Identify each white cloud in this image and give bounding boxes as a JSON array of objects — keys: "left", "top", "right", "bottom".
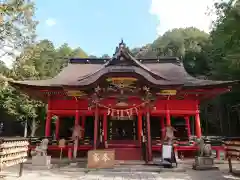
[
  {"left": 149, "top": 0, "right": 219, "bottom": 35},
  {"left": 45, "top": 18, "right": 56, "bottom": 27}
]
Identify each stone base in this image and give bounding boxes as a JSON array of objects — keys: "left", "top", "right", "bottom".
[
  {"left": 193, "top": 165, "right": 219, "bottom": 170},
  {"left": 30, "top": 164, "right": 53, "bottom": 170},
  {"left": 192, "top": 156, "right": 217, "bottom": 170},
  {"left": 32, "top": 155, "right": 52, "bottom": 168}
]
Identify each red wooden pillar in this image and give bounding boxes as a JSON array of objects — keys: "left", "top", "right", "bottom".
[
  {"left": 93, "top": 106, "right": 99, "bottom": 149},
  {"left": 45, "top": 95, "right": 52, "bottom": 137},
  {"left": 166, "top": 110, "right": 171, "bottom": 126},
  {"left": 166, "top": 100, "right": 171, "bottom": 126},
  {"left": 103, "top": 113, "right": 107, "bottom": 143},
  {"left": 184, "top": 116, "right": 191, "bottom": 139},
  {"left": 75, "top": 97, "right": 80, "bottom": 126},
  {"left": 146, "top": 107, "right": 152, "bottom": 162},
  {"left": 138, "top": 113, "right": 142, "bottom": 145},
  {"left": 55, "top": 116, "right": 60, "bottom": 139},
  {"left": 45, "top": 112, "right": 52, "bottom": 137},
  {"left": 160, "top": 117, "right": 165, "bottom": 139},
  {"left": 75, "top": 110, "right": 80, "bottom": 126},
  {"left": 195, "top": 101, "right": 202, "bottom": 138},
  {"left": 81, "top": 115, "right": 86, "bottom": 138}
]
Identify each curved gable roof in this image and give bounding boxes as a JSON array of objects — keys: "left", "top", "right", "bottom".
[{"left": 10, "top": 40, "right": 238, "bottom": 89}]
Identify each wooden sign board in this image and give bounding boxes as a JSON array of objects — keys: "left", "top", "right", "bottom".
[
  {"left": 66, "top": 90, "right": 87, "bottom": 97},
  {"left": 106, "top": 77, "right": 137, "bottom": 88},
  {"left": 87, "top": 149, "right": 115, "bottom": 169},
  {"left": 58, "top": 139, "right": 66, "bottom": 148},
  {"left": 226, "top": 141, "right": 240, "bottom": 157},
  {"left": 162, "top": 145, "right": 172, "bottom": 159},
  {"left": 106, "top": 77, "right": 137, "bottom": 82},
  {"left": 157, "top": 90, "right": 177, "bottom": 96}
]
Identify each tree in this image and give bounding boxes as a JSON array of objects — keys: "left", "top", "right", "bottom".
[
  {"left": 5, "top": 39, "right": 89, "bottom": 136},
  {"left": 138, "top": 27, "right": 210, "bottom": 76},
  {"left": 101, "top": 54, "right": 110, "bottom": 58},
  {"left": 88, "top": 55, "right": 97, "bottom": 58},
  {"left": 208, "top": 0, "right": 240, "bottom": 80},
  {"left": 72, "top": 47, "right": 88, "bottom": 58},
  {"left": 0, "top": 0, "right": 38, "bottom": 59},
  {"left": 199, "top": 0, "right": 240, "bottom": 136},
  {"left": 55, "top": 43, "right": 73, "bottom": 70},
  {"left": 9, "top": 40, "right": 57, "bottom": 136},
  {"left": 0, "top": 0, "right": 37, "bottom": 136}
]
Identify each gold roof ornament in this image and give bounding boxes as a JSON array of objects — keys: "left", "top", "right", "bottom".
[
  {"left": 107, "top": 77, "right": 137, "bottom": 84},
  {"left": 106, "top": 77, "right": 137, "bottom": 89}
]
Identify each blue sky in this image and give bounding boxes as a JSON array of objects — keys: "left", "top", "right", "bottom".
[
  {"left": 35, "top": 0, "right": 216, "bottom": 57},
  {"left": 35, "top": 0, "right": 158, "bottom": 56},
  {"left": 1, "top": 0, "right": 219, "bottom": 67}
]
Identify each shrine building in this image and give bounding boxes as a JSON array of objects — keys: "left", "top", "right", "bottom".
[{"left": 10, "top": 41, "right": 238, "bottom": 161}]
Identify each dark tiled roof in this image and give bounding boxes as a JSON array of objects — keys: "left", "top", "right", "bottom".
[{"left": 10, "top": 40, "right": 238, "bottom": 89}]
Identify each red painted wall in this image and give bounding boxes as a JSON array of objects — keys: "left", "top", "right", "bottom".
[
  {"left": 50, "top": 97, "right": 196, "bottom": 111},
  {"left": 50, "top": 99, "right": 89, "bottom": 110},
  {"left": 154, "top": 99, "right": 196, "bottom": 111}
]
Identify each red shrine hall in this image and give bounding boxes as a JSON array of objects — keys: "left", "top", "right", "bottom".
[{"left": 10, "top": 41, "right": 237, "bottom": 161}]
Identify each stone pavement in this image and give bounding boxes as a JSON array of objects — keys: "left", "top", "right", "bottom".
[{"left": 1, "top": 163, "right": 240, "bottom": 180}]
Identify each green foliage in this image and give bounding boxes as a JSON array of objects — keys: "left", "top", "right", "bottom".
[
  {"left": 152, "top": 28, "right": 209, "bottom": 57},
  {"left": 134, "top": 27, "right": 210, "bottom": 76},
  {"left": 101, "top": 54, "right": 110, "bottom": 58},
  {"left": 0, "top": 0, "right": 38, "bottom": 58},
  {"left": 0, "top": 35, "right": 89, "bottom": 136},
  {"left": 208, "top": 0, "right": 240, "bottom": 80}
]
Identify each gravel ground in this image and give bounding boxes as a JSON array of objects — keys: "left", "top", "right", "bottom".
[{"left": 1, "top": 161, "right": 240, "bottom": 180}]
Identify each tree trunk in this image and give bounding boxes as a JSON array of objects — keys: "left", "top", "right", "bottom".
[
  {"left": 24, "top": 119, "right": 28, "bottom": 137},
  {"left": 30, "top": 118, "right": 37, "bottom": 137}
]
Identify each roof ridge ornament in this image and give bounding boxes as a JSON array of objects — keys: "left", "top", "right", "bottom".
[
  {"left": 113, "top": 39, "right": 127, "bottom": 57},
  {"left": 119, "top": 39, "right": 126, "bottom": 47}
]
